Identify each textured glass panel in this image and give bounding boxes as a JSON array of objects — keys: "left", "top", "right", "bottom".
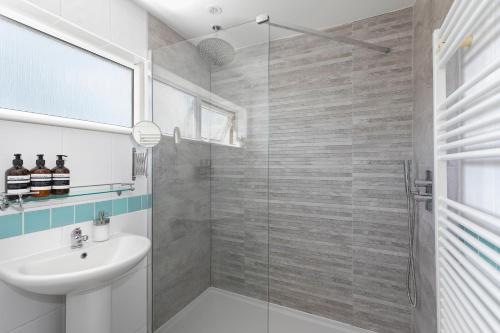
[
  {"left": 201, "top": 106, "right": 231, "bottom": 144},
  {"left": 0, "top": 16, "right": 133, "bottom": 127},
  {"left": 153, "top": 80, "right": 196, "bottom": 138}
]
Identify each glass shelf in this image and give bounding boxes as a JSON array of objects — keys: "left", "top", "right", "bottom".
[{"left": 0, "top": 183, "right": 134, "bottom": 210}]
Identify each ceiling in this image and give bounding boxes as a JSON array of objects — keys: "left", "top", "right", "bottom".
[{"left": 134, "top": 0, "right": 415, "bottom": 49}]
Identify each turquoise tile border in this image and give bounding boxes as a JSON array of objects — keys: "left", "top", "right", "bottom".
[
  {"left": 75, "top": 203, "right": 94, "bottom": 223},
  {"left": 52, "top": 206, "right": 75, "bottom": 228},
  {"left": 24, "top": 209, "right": 50, "bottom": 234},
  {"left": 95, "top": 200, "right": 113, "bottom": 218},
  {"left": 0, "top": 195, "right": 150, "bottom": 239},
  {"left": 0, "top": 213, "right": 22, "bottom": 239},
  {"left": 128, "top": 196, "right": 142, "bottom": 213},
  {"left": 141, "top": 195, "right": 149, "bottom": 210},
  {"left": 113, "top": 198, "right": 128, "bottom": 216},
  {"left": 141, "top": 194, "right": 152, "bottom": 209}
]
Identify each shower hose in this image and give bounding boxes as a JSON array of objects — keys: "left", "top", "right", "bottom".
[{"left": 404, "top": 161, "right": 417, "bottom": 308}]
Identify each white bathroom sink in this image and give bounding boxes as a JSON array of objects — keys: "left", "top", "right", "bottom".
[{"left": 0, "top": 233, "right": 151, "bottom": 295}]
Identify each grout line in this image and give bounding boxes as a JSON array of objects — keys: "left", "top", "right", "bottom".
[{"left": 21, "top": 209, "right": 24, "bottom": 234}]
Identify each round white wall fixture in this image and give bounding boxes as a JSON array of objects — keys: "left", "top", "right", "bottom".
[{"left": 132, "top": 121, "right": 162, "bottom": 148}]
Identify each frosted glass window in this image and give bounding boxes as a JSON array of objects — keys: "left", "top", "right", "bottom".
[
  {"left": 153, "top": 80, "right": 196, "bottom": 139},
  {"left": 0, "top": 16, "right": 133, "bottom": 127},
  {"left": 201, "top": 104, "right": 235, "bottom": 145}
]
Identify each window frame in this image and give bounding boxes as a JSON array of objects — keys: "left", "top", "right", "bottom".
[
  {"left": 152, "top": 77, "right": 240, "bottom": 147},
  {"left": 200, "top": 102, "right": 237, "bottom": 145},
  {"left": 152, "top": 78, "right": 199, "bottom": 139},
  {"left": 0, "top": 12, "right": 144, "bottom": 134}
]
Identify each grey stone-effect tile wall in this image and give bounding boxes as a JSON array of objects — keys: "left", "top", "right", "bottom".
[
  {"left": 152, "top": 137, "right": 211, "bottom": 330},
  {"left": 412, "top": 2, "right": 453, "bottom": 333},
  {"left": 210, "top": 43, "right": 270, "bottom": 301},
  {"left": 149, "top": 15, "right": 212, "bottom": 330},
  {"left": 211, "top": 8, "right": 414, "bottom": 333},
  {"left": 267, "top": 22, "right": 355, "bottom": 323},
  {"left": 149, "top": 15, "right": 210, "bottom": 91},
  {"left": 351, "top": 9, "right": 413, "bottom": 332}
]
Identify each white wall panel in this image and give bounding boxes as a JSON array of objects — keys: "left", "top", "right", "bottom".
[
  {"left": 0, "top": 282, "right": 63, "bottom": 333},
  {"left": 61, "top": 0, "right": 110, "bottom": 39},
  {"left": 109, "top": 0, "right": 148, "bottom": 58},
  {"left": 9, "top": 306, "right": 65, "bottom": 333},
  {"left": 26, "top": 0, "right": 61, "bottom": 15},
  {"left": 0, "top": 1, "right": 149, "bottom": 332},
  {"left": 60, "top": 127, "right": 113, "bottom": 186},
  {"left": 111, "top": 134, "right": 135, "bottom": 184}
]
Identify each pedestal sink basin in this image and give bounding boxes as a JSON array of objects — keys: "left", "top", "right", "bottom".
[{"left": 0, "top": 233, "right": 151, "bottom": 333}]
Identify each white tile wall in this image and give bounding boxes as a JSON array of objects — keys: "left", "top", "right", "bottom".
[
  {"left": 0, "top": 282, "right": 62, "bottom": 333},
  {"left": 60, "top": 127, "right": 113, "bottom": 186},
  {"left": 111, "top": 134, "right": 135, "bottom": 184},
  {"left": 109, "top": 0, "right": 148, "bottom": 57},
  {"left": 0, "top": 1, "right": 150, "bottom": 332},
  {"left": 25, "top": 0, "right": 148, "bottom": 58},
  {"left": 61, "top": 0, "right": 111, "bottom": 39},
  {"left": 26, "top": 0, "right": 61, "bottom": 15},
  {"left": 0, "top": 122, "right": 144, "bottom": 198},
  {"left": 9, "top": 306, "right": 65, "bottom": 333}
]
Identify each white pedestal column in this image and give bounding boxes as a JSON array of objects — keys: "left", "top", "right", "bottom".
[{"left": 66, "top": 286, "right": 111, "bottom": 333}]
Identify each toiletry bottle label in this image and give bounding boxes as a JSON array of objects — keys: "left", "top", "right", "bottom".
[
  {"left": 30, "top": 174, "right": 52, "bottom": 191},
  {"left": 52, "top": 173, "right": 70, "bottom": 189},
  {"left": 6, "top": 175, "right": 30, "bottom": 194}
]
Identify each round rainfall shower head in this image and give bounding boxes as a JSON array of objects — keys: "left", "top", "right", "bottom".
[{"left": 198, "top": 25, "right": 235, "bottom": 66}]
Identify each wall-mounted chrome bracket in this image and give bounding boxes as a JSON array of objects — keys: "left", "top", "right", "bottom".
[
  {"left": 0, "top": 192, "right": 39, "bottom": 211},
  {"left": 414, "top": 170, "right": 433, "bottom": 212},
  {"left": 132, "top": 148, "right": 148, "bottom": 181}
]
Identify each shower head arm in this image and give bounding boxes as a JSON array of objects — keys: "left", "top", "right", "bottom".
[{"left": 256, "top": 14, "right": 391, "bottom": 54}]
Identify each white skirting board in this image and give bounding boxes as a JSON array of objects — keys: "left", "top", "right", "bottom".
[{"left": 156, "top": 287, "right": 375, "bottom": 333}]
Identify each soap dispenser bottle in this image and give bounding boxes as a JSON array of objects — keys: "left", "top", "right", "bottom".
[
  {"left": 30, "top": 154, "right": 52, "bottom": 198},
  {"left": 5, "top": 154, "right": 30, "bottom": 200},
  {"left": 51, "top": 155, "right": 70, "bottom": 195}
]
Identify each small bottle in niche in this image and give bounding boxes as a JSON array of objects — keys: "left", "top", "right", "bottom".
[
  {"left": 51, "top": 155, "right": 70, "bottom": 195},
  {"left": 5, "top": 154, "right": 30, "bottom": 200},
  {"left": 93, "top": 210, "right": 110, "bottom": 242},
  {"left": 30, "top": 154, "right": 52, "bottom": 198}
]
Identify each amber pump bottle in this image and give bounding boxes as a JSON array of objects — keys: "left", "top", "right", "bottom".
[
  {"left": 5, "top": 154, "right": 30, "bottom": 200},
  {"left": 30, "top": 154, "right": 52, "bottom": 198},
  {"left": 51, "top": 155, "right": 70, "bottom": 195}
]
